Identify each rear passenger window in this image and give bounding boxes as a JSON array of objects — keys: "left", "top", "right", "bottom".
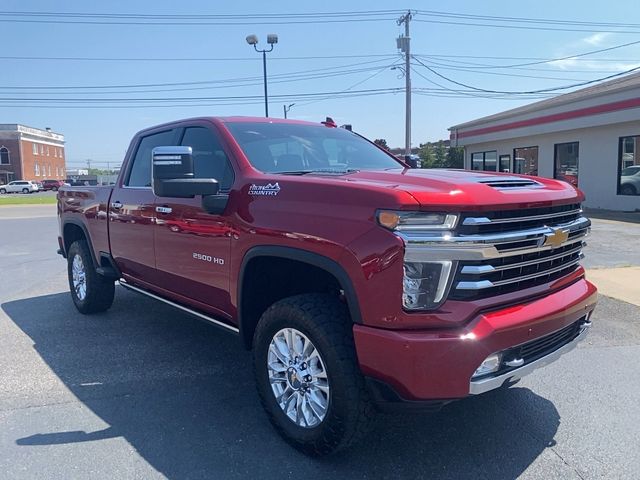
[
  {"left": 126, "top": 130, "right": 175, "bottom": 187},
  {"left": 181, "top": 127, "right": 234, "bottom": 190}
]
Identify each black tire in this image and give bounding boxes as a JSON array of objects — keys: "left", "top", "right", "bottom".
[
  {"left": 52, "top": 186, "right": 58, "bottom": 191},
  {"left": 0, "top": 188, "right": 5, "bottom": 194},
  {"left": 67, "top": 239, "right": 115, "bottom": 314},
  {"left": 620, "top": 184, "right": 637, "bottom": 196},
  {"left": 22, "top": 188, "right": 29, "bottom": 194},
  {"left": 253, "top": 293, "right": 375, "bottom": 455}
]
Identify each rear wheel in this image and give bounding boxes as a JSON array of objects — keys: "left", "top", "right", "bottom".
[
  {"left": 620, "top": 184, "right": 637, "bottom": 195},
  {"left": 22, "top": 188, "right": 29, "bottom": 194},
  {"left": 67, "top": 240, "right": 115, "bottom": 314},
  {"left": 253, "top": 293, "right": 374, "bottom": 455},
  {"left": 52, "top": 186, "right": 58, "bottom": 191}
]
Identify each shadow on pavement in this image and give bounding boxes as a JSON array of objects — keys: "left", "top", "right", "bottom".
[{"left": 3, "top": 289, "right": 561, "bottom": 479}]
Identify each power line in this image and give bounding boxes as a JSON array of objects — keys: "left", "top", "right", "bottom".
[
  {"left": 412, "top": 56, "right": 640, "bottom": 95},
  {"left": 418, "top": 39, "right": 640, "bottom": 70},
  {"left": 413, "top": 10, "right": 640, "bottom": 29},
  {"left": 0, "top": 58, "right": 398, "bottom": 91},
  {"left": 0, "top": 53, "right": 398, "bottom": 62}
]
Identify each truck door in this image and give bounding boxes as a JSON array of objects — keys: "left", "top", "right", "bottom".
[
  {"left": 153, "top": 125, "right": 235, "bottom": 316},
  {"left": 109, "top": 128, "right": 177, "bottom": 281}
]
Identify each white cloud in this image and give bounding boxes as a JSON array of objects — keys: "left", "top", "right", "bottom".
[{"left": 582, "top": 32, "right": 612, "bottom": 46}]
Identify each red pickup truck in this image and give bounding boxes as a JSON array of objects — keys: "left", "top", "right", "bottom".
[{"left": 57, "top": 116, "right": 597, "bottom": 455}]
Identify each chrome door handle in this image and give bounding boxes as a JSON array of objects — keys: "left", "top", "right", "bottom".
[
  {"left": 155, "top": 206, "right": 172, "bottom": 214},
  {"left": 111, "top": 201, "right": 123, "bottom": 210}
]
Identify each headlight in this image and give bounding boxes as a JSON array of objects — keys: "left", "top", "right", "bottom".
[
  {"left": 403, "top": 261, "right": 453, "bottom": 310},
  {"left": 377, "top": 210, "right": 459, "bottom": 311},
  {"left": 377, "top": 210, "right": 458, "bottom": 231}
]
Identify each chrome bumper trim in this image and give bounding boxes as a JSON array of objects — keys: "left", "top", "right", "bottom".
[{"left": 469, "top": 322, "right": 591, "bottom": 395}]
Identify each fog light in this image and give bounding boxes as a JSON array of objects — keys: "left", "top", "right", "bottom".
[{"left": 472, "top": 353, "right": 502, "bottom": 378}]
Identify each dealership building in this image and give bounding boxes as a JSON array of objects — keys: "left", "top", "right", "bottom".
[
  {"left": 0, "top": 124, "right": 66, "bottom": 184},
  {"left": 449, "top": 72, "right": 640, "bottom": 211}
]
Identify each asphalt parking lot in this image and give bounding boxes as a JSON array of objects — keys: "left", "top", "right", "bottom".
[{"left": 0, "top": 205, "right": 639, "bottom": 479}]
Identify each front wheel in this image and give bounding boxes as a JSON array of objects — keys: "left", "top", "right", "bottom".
[
  {"left": 0, "top": 188, "right": 6, "bottom": 194},
  {"left": 22, "top": 188, "right": 29, "bottom": 194},
  {"left": 253, "top": 294, "right": 374, "bottom": 455},
  {"left": 67, "top": 240, "right": 115, "bottom": 314}
]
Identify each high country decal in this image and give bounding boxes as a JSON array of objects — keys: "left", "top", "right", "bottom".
[{"left": 248, "top": 182, "right": 281, "bottom": 196}]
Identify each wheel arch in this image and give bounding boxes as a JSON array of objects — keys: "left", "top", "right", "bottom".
[
  {"left": 238, "top": 246, "right": 363, "bottom": 349},
  {"left": 62, "top": 219, "right": 98, "bottom": 269}
]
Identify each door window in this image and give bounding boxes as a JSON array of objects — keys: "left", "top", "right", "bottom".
[
  {"left": 181, "top": 127, "right": 234, "bottom": 190},
  {"left": 126, "top": 130, "right": 176, "bottom": 187}
]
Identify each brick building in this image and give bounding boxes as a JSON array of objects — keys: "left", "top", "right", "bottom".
[{"left": 0, "top": 124, "right": 66, "bottom": 184}]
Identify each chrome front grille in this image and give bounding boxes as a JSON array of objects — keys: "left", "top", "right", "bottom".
[
  {"left": 400, "top": 203, "right": 589, "bottom": 303},
  {"left": 459, "top": 203, "right": 582, "bottom": 235},
  {"left": 451, "top": 209, "right": 589, "bottom": 300}
]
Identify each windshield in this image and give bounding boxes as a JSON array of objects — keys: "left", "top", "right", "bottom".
[
  {"left": 621, "top": 166, "right": 640, "bottom": 176},
  {"left": 224, "top": 122, "right": 403, "bottom": 173}
]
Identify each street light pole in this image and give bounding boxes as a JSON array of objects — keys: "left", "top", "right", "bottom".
[
  {"left": 246, "top": 34, "right": 278, "bottom": 118},
  {"left": 283, "top": 103, "right": 294, "bottom": 119}
]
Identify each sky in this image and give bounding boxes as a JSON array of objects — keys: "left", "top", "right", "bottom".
[{"left": 3, "top": 0, "right": 640, "bottom": 169}]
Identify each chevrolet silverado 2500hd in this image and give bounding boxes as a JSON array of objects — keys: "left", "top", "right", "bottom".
[{"left": 57, "top": 117, "right": 597, "bottom": 455}]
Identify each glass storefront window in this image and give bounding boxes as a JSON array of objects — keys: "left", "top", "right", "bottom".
[
  {"left": 554, "top": 142, "right": 579, "bottom": 187},
  {"left": 619, "top": 135, "right": 640, "bottom": 196},
  {"left": 499, "top": 154, "right": 510, "bottom": 173},
  {"left": 513, "top": 146, "right": 538, "bottom": 176},
  {"left": 470, "top": 151, "right": 497, "bottom": 171}
]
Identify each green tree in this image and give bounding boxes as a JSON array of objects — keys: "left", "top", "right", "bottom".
[
  {"left": 418, "top": 142, "right": 436, "bottom": 168},
  {"left": 373, "top": 138, "right": 390, "bottom": 150},
  {"left": 446, "top": 146, "right": 464, "bottom": 168},
  {"left": 434, "top": 141, "right": 447, "bottom": 167}
]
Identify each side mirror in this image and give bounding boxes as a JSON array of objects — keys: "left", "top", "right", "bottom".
[
  {"left": 404, "top": 154, "right": 421, "bottom": 169},
  {"left": 152, "top": 146, "right": 219, "bottom": 198}
]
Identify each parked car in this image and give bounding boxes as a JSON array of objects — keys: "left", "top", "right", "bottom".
[
  {"left": 41, "top": 179, "right": 67, "bottom": 191},
  {"left": 620, "top": 165, "right": 640, "bottom": 195},
  {"left": 0, "top": 180, "right": 39, "bottom": 194},
  {"left": 58, "top": 116, "right": 597, "bottom": 455}
]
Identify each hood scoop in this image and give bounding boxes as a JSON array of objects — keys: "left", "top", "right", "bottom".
[{"left": 477, "top": 176, "right": 543, "bottom": 189}]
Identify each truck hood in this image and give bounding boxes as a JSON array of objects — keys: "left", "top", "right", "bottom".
[{"left": 338, "top": 168, "right": 583, "bottom": 210}]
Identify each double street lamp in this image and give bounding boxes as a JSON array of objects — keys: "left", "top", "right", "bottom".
[{"left": 246, "top": 33, "right": 278, "bottom": 117}]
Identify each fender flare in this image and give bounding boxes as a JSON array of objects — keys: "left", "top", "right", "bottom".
[
  {"left": 61, "top": 219, "right": 99, "bottom": 269},
  {"left": 238, "top": 246, "right": 363, "bottom": 346}
]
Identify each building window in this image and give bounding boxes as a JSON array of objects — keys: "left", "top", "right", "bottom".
[
  {"left": 499, "top": 154, "right": 510, "bottom": 173},
  {"left": 33, "top": 143, "right": 38, "bottom": 155},
  {"left": 619, "top": 135, "right": 640, "bottom": 196},
  {"left": 0, "top": 146, "right": 9, "bottom": 165},
  {"left": 40, "top": 145, "right": 44, "bottom": 154},
  {"left": 46, "top": 146, "right": 50, "bottom": 156},
  {"left": 56, "top": 166, "right": 59, "bottom": 177},
  {"left": 471, "top": 150, "right": 497, "bottom": 171},
  {"left": 59, "top": 149, "right": 63, "bottom": 158},
  {"left": 48, "top": 164, "right": 52, "bottom": 176},
  {"left": 513, "top": 146, "right": 539, "bottom": 176},
  {"left": 554, "top": 142, "right": 579, "bottom": 187},
  {"left": 35, "top": 162, "right": 40, "bottom": 176}
]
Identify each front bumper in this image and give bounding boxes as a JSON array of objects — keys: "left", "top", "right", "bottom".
[{"left": 353, "top": 278, "right": 597, "bottom": 401}]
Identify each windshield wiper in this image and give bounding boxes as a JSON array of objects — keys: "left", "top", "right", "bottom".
[{"left": 276, "top": 168, "right": 360, "bottom": 175}]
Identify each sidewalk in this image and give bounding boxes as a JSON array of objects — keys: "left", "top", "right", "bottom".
[{"left": 586, "top": 267, "right": 640, "bottom": 307}]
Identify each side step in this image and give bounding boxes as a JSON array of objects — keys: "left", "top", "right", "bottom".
[{"left": 119, "top": 280, "right": 239, "bottom": 334}]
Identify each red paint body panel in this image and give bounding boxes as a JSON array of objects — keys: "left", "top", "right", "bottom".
[
  {"left": 58, "top": 116, "right": 598, "bottom": 401},
  {"left": 354, "top": 279, "right": 597, "bottom": 400}
]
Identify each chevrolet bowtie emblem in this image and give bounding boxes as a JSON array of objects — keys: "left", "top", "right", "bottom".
[{"left": 543, "top": 228, "right": 569, "bottom": 247}]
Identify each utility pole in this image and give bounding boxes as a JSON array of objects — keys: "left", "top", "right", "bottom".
[
  {"left": 397, "top": 10, "right": 412, "bottom": 156},
  {"left": 86, "top": 159, "right": 92, "bottom": 171}
]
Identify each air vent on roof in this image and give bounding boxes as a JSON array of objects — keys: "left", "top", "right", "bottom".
[{"left": 478, "top": 177, "right": 543, "bottom": 189}]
